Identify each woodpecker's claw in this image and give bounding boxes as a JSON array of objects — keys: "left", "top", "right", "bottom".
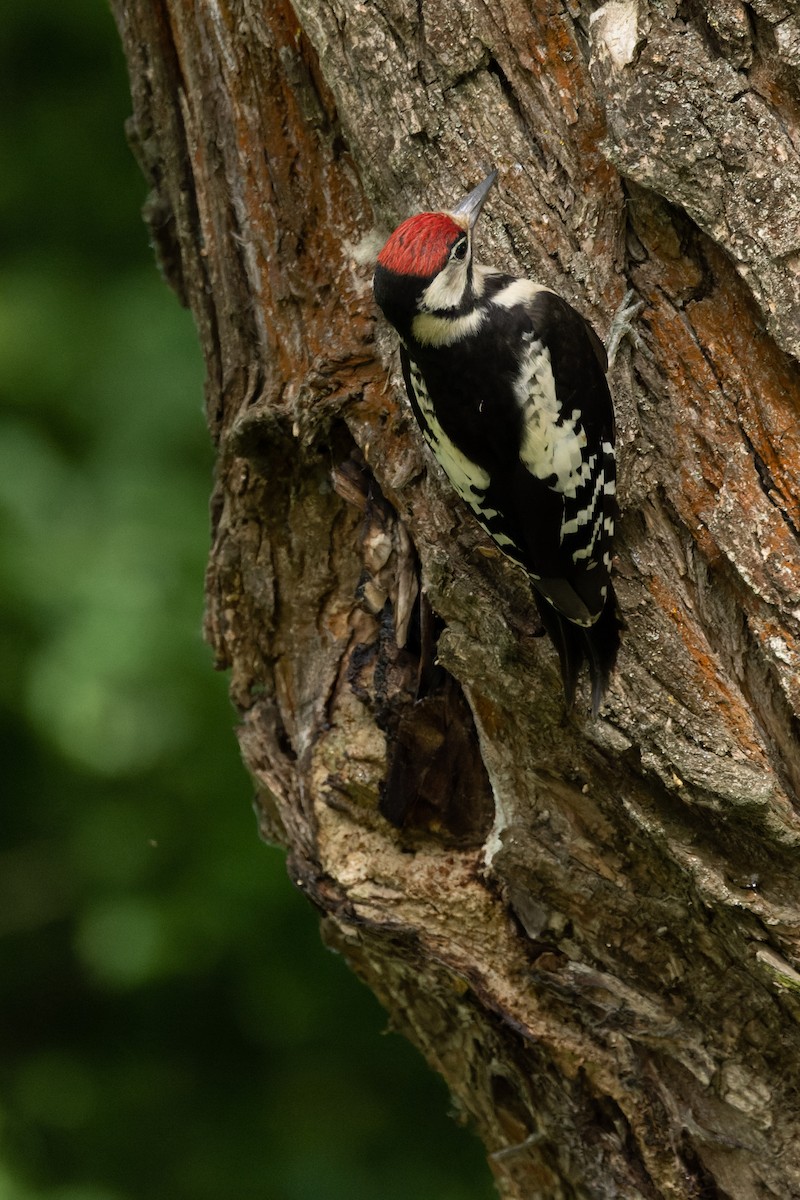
[{"left": 605, "top": 288, "right": 645, "bottom": 371}]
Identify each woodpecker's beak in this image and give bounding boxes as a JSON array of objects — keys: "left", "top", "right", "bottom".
[{"left": 450, "top": 169, "right": 498, "bottom": 229}]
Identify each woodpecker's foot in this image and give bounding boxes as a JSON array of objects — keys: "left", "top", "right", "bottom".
[{"left": 606, "top": 288, "right": 644, "bottom": 370}]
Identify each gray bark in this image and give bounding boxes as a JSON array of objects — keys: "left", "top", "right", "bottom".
[{"left": 112, "top": 1, "right": 800, "bottom": 1195}]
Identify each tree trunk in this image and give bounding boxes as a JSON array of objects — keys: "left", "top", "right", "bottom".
[{"left": 112, "top": 1, "right": 800, "bottom": 1196}]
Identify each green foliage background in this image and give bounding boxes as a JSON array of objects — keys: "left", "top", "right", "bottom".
[{"left": 0, "top": 4, "right": 495, "bottom": 1197}]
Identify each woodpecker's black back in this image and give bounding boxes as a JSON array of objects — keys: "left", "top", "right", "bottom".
[{"left": 373, "top": 175, "right": 621, "bottom": 713}]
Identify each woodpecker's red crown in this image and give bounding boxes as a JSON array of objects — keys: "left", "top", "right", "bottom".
[{"left": 376, "top": 212, "right": 465, "bottom": 279}]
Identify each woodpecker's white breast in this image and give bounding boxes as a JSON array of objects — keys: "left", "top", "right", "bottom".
[{"left": 412, "top": 308, "right": 486, "bottom": 348}]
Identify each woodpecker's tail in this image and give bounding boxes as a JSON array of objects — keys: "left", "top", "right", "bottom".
[{"left": 533, "top": 587, "right": 622, "bottom": 717}]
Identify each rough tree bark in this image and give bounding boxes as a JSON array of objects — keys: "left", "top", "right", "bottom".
[{"left": 112, "top": 1, "right": 800, "bottom": 1196}]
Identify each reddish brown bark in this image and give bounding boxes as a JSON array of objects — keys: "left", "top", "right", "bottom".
[{"left": 113, "top": 1, "right": 800, "bottom": 1195}]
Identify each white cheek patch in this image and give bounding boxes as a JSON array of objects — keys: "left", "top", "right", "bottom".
[
  {"left": 411, "top": 249, "right": 488, "bottom": 346},
  {"left": 420, "top": 259, "right": 469, "bottom": 313}
]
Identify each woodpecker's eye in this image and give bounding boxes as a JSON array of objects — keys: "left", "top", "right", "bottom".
[{"left": 451, "top": 238, "right": 468, "bottom": 262}]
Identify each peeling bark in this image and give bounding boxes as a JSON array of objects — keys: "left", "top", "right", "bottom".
[{"left": 112, "top": 1, "right": 800, "bottom": 1196}]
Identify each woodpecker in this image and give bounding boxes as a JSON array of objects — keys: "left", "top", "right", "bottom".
[{"left": 373, "top": 169, "right": 623, "bottom": 715}]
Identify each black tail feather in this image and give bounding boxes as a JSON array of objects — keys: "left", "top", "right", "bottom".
[
  {"left": 582, "top": 591, "right": 623, "bottom": 717},
  {"left": 533, "top": 595, "right": 583, "bottom": 711},
  {"left": 533, "top": 586, "right": 622, "bottom": 717}
]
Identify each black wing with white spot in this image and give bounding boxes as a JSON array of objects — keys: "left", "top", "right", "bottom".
[{"left": 512, "top": 291, "right": 617, "bottom": 624}]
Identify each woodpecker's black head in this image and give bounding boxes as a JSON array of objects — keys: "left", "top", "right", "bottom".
[{"left": 373, "top": 170, "right": 497, "bottom": 339}]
